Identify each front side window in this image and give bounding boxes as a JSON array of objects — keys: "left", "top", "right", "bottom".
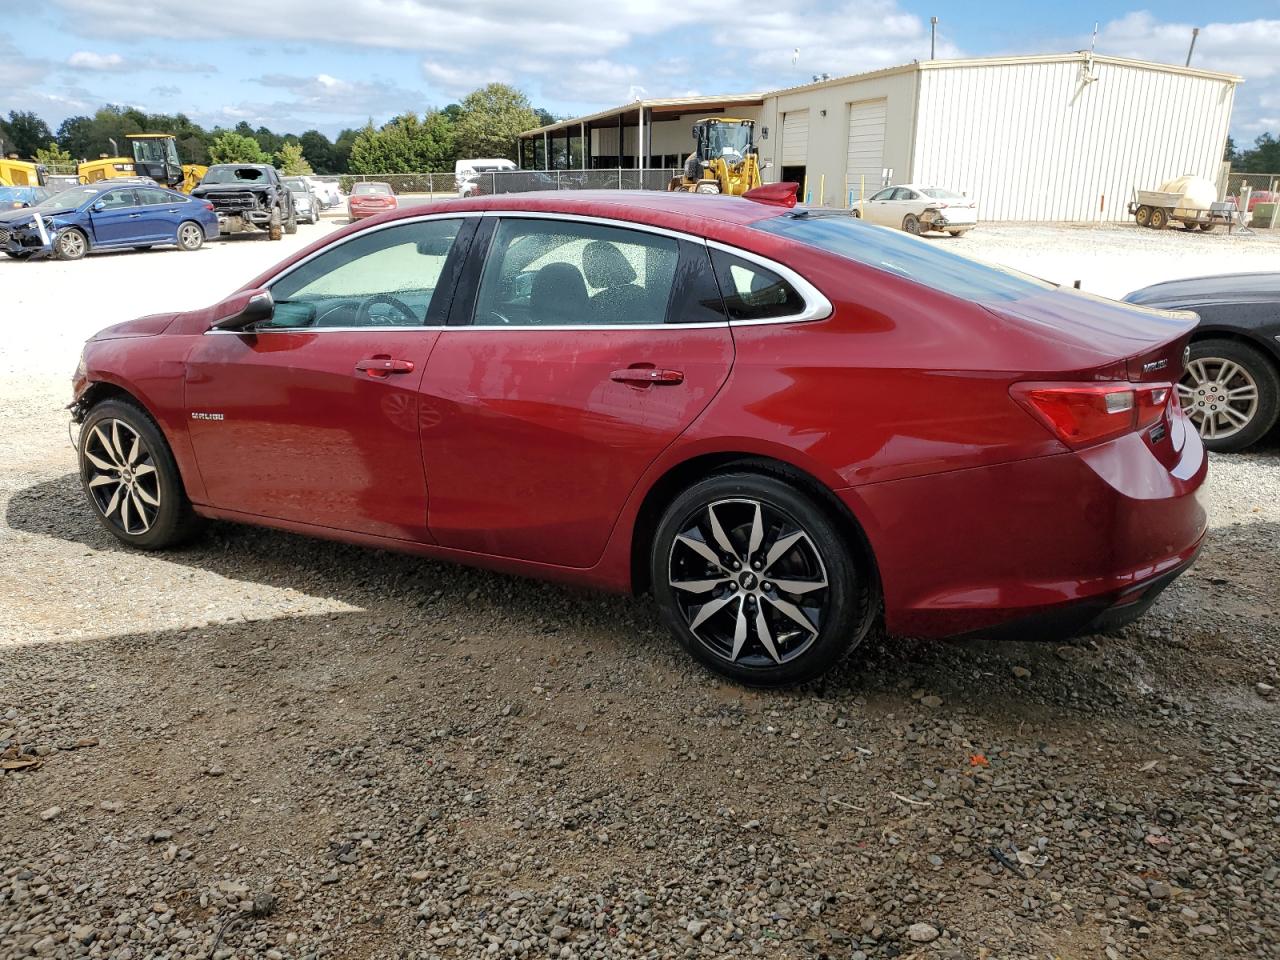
[
  {"left": 268, "top": 219, "right": 462, "bottom": 328},
  {"left": 474, "top": 219, "right": 679, "bottom": 327},
  {"left": 97, "top": 190, "right": 136, "bottom": 210},
  {"left": 710, "top": 249, "right": 806, "bottom": 322}
]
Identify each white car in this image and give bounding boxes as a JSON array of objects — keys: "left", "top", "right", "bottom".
[
  {"left": 855, "top": 184, "right": 977, "bottom": 236},
  {"left": 282, "top": 177, "right": 320, "bottom": 224},
  {"left": 306, "top": 177, "right": 343, "bottom": 209},
  {"left": 456, "top": 158, "right": 516, "bottom": 197}
]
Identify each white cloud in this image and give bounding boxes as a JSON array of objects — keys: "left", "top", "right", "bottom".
[
  {"left": 420, "top": 61, "right": 513, "bottom": 99},
  {"left": 255, "top": 73, "right": 427, "bottom": 115},
  {"left": 68, "top": 50, "right": 125, "bottom": 70}
]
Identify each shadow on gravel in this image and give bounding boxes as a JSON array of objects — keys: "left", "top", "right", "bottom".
[{"left": 8, "top": 472, "right": 1276, "bottom": 720}]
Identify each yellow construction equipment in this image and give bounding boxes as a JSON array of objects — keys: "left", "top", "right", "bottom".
[
  {"left": 77, "top": 134, "right": 208, "bottom": 193},
  {"left": 0, "top": 156, "right": 45, "bottom": 187},
  {"left": 668, "top": 118, "right": 762, "bottom": 196}
]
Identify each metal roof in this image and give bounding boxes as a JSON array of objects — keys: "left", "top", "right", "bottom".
[{"left": 520, "top": 52, "right": 1242, "bottom": 139}]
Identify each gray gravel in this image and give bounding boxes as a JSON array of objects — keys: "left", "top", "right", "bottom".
[{"left": 2, "top": 221, "right": 1279, "bottom": 958}]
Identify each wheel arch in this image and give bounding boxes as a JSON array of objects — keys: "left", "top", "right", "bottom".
[
  {"left": 1189, "top": 327, "right": 1280, "bottom": 368},
  {"left": 628, "top": 451, "right": 883, "bottom": 605}
]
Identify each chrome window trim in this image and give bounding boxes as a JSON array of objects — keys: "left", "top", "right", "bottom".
[{"left": 209, "top": 208, "right": 831, "bottom": 335}]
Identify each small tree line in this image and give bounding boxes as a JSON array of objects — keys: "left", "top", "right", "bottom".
[{"left": 0, "top": 83, "right": 556, "bottom": 176}]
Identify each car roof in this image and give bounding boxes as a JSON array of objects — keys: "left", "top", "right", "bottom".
[{"left": 385, "top": 190, "right": 788, "bottom": 230}]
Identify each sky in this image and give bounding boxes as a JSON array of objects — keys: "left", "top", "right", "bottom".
[{"left": 2, "top": 2, "right": 1278, "bottom": 144}]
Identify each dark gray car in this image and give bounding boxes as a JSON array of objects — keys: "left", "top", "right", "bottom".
[{"left": 1124, "top": 273, "right": 1280, "bottom": 451}]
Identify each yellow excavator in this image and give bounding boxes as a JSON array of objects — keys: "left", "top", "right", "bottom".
[
  {"left": 0, "top": 156, "right": 46, "bottom": 188},
  {"left": 668, "top": 118, "right": 763, "bottom": 196},
  {"left": 78, "top": 134, "right": 208, "bottom": 193}
]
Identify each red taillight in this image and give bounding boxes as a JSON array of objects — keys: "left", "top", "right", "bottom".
[
  {"left": 1012, "top": 381, "right": 1172, "bottom": 449},
  {"left": 203, "top": 202, "right": 214, "bottom": 211}
]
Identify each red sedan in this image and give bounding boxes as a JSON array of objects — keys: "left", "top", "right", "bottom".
[
  {"left": 70, "top": 186, "right": 1207, "bottom": 686},
  {"left": 347, "top": 181, "right": 397, "bottom": 220}
]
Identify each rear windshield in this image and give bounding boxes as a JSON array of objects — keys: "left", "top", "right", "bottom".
[
  {"left": 753, "top": 213, "right": 1051, "bottom": 302},
  {"left": 353, "top": 182, "right": 392, "bottom": 195}
]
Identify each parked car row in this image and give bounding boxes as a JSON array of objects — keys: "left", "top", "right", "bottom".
[{"left": 1, "top": 167, "right": 338, "bottom": 261}]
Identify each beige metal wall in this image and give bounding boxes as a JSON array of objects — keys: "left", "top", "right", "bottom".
[
  {"left": 760, "top": 71, "right": 918, "bottom": 207},
  {"left": 911, "top": 59, "right": 1237, "bottom": 221}
]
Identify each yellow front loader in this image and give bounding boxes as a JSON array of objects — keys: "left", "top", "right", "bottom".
[
  {"left": 668, "top": 118, "right": 762, "bottom": 196},
  {"left": 0, "top": 156, "right": 46, "bottom": 187},
  {"left": 78, "top": 134, "right": 207, "bottom": 193}
]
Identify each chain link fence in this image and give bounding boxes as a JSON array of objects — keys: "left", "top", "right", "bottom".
[
  {"left": 337, "top": 168, "right": 681, "bottom": 199},
  {"left": 1222, "top": 169, "right": 1280, "bottom": 229}
]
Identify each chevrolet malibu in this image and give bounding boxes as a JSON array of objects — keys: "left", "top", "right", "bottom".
[{"left": 70, "top": 186, "right": 1207, "bottom": 686}]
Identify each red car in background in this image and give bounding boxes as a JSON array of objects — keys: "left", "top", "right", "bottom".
[
  {"left": 69, "top": 187, "right": 1207, "bottom": 686},
  {"left": 347, "top": 181, "right": 397, "bottom": 221}
]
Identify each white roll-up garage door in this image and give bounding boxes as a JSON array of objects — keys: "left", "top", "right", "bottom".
[
  {"left": 781, "top": 110, "right": 809, "bottom": 165},
  {"left": 846, "top": 99, "right": 887, "bottom": 199}
]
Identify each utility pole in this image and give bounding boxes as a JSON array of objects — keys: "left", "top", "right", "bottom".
[
  {"left": 1185, "top": 27, "right": 1199, "bottom": 67},
  {"left": 930, "top": 17, "right": 938, "bottom": 59}
]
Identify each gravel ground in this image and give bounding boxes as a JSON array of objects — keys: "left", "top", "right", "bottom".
[{"left": 1, "top": 219, "right": 1278, "bottom": 959}]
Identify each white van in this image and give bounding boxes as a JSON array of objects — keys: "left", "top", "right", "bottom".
[{"left": 455, "top": 158, "right": 517, "bottom": 197}]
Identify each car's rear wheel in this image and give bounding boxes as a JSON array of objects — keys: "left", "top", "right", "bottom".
[
  {"left": 177, "top": 221, "right": 204, "bottom": 251},
  {"left": 947, "top": 229, "right": 969, "bottom": 237},
  {"left": 78, "top": 399, "right": 200, "bottom": 549},
  {"left": 651, "top": 472, "right": 874, "bottom": 687},
  {"left": 902, "top": 214, "right": 921, "bottom": 235},
  {"left": 1178, "top": 339, "right": 1280, "bottom": 452},
  {"left": 54, "top": 227, "right": 88, "bottom": 261}
]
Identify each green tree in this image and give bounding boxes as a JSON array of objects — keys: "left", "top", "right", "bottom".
[
  {"left": 209, "top": 131, "right": 268, "bottom": 164},
  {"left": 299, "top": 130, "right": 335, "bottom": 173},
  {"left": 35, "top": 141, "right": 74, "bottom": 169},
  {"left": 453, "top": 83, "right": 539, "bottom": 161},
  {"left": 276, "top": 141, "right": 313, "bottom": 175},
  {"left": 1236, "top": 133, "right": 1280, "bottom": 173},
  {"left": 1, "top": 110, "right": 54, "bottom": 158},
  {"left": 333, "top": 128, "right": 360, "bottom": 173}
]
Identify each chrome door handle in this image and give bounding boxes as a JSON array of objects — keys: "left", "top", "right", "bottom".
[{"left": 610, "top": 367, "right": 684, "bottom": 385}]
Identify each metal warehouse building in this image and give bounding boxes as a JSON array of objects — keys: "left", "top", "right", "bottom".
[{"left": 518, "top": 53, "right": 1240, "bottom": 221}]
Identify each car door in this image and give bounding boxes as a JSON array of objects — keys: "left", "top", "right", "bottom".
[
  {"left": 862, "top": 187, "right": 897, "bottom": 226},
  {"left": 133, "top": 186, "right": 183, "bottom": 243},
  {"left": 419, "top": 215, "right": 734, "bottom": 567},
  {"left": 184, "top": 215, "right": 476, "bottom": 541},
  {"left": 87, "top": 188, "right": 143, "bottom": 244}
]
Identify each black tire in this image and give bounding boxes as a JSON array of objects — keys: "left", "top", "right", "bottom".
[
  {"left": 54, "top": 227, "right": 88, "bottom": 261},
  {"left": 902, "top": 214, "right": 921, "bottom": 235},
  {"left": 4, "top": 250, "right": 34, "bottom": 260},
  {"left": 947, "top": 229, "right": 969, "bottom": 237},
  {"left": 1134, "top": 205, "right": 1152, "bottom": 227},
  {"left": 268, "top": 208, "right": 283, "bottom": 241},
  {"left": 285, "top": 207, "right": 298, "bottom": 235},
  {"left": 1198, "top": 222, "right": 1216, "bottom": 233},
  {"left": 78, "top": 398, "right": 200, "bottom": 549},
  {"left": 1181, "top": 339, "right": 1280, "bottom": 453},
  {"left": 176, "top": 220, "right": 204, "bottom": 252},
  {"left": 850, "top": 209, "right": 862, "bottom": 219},
  {"left": 650, "top": 472, "right": 874, "bottom": 687}
]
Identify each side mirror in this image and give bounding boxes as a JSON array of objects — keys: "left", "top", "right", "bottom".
[
  {"left": 210, "top": 289, "right": 274, "bottom": 331},
  {"left": 92, "top": 201, "right": 105, "bottom": 212}
]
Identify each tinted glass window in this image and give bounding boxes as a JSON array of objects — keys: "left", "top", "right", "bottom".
[
  {"left": 754, "top": 213, "right": 1052, "bottom": 302},
  {"left": 474, "top": 219, "right": 679, "bottom": 327},
  {"left": 891, "top": 188, "right": 915, "bottom": 201},
  {"left": 710, "top": 249, "right": 805, "bottom": 321},
  {"left": 268, "top": 219, "right": 462, "bottom": 328},
  {"left": 136, "top": 187, "right": 174, "bottom": 206},
  {"left": 98, "top": 190, "right": 136, "bottom": 210},
  {"left": 869, "top": 188, "right": 895, "bottom": 201}
]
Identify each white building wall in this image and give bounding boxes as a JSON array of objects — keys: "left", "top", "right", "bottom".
[
  {"left": 912, "top": 59, "right": 1236, "bottom": 221},
  {"left": 760, "top": 71, "right": 918, "bottom": 207}
]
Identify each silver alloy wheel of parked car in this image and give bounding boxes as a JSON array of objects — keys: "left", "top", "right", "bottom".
[
  {"left": 1178, "top": 356, "right": 1260, "bottom": 441},
  {"left": 178, "top": 222, "right": 203, "bottom": 251},
  {"left": 668, "top": 498, "right": 829, "bottom": 667},
  {"left": 56, "top": 228, "right": 87, "bottom": 260},
  {"left": 82, "top": 419, "right": 162, "bottom": 535}
]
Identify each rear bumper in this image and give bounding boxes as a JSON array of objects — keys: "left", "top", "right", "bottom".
[{"left": 842, "top": 420, "right": 1208, "bottom": 639}]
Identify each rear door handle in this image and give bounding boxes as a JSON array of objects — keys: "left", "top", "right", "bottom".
[
  {"left": 128, "top": 213, "right": 141, "bottom": 218},
  {"left": 355, "top": 356, "right": 415, "bottom": 378},
  {"left": 611, "top": 367, "right": 684, "bottom": 386}
]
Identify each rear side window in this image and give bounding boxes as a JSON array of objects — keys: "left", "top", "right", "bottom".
[
  {"left": 136, "top": 187, "right": 173, "bottom": 206},
  {"left": 754, "top": 213, "right": 1052, "bottom": 302},
  {"left": 710, "top": 249, "right": 806, "bottom": 321}
]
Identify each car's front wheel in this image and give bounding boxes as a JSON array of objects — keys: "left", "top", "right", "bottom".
[
  {"left": 78, "top": 399, "right": 200, "bottom": 549},
  {"left": 1178, "top": 339, "right": 1280, "bottom": 452},
  {"left": 651, "top": 472, "right": 874, "bottom": 687},
  {"left": 177, "top": 221, "right": 204, "bottom": 251},
  {"left": 54, "top": 227, "right": 88, "bottom": 261}
]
